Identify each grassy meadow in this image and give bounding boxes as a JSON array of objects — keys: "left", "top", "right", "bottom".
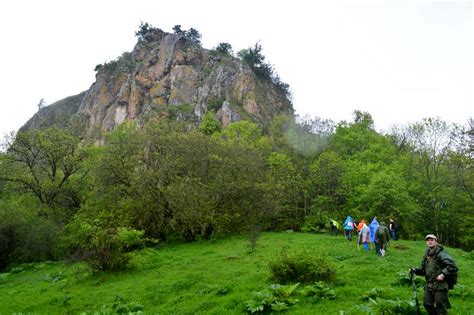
[{"left": 0, "top": 232, "right": 472, "bottom": 314}]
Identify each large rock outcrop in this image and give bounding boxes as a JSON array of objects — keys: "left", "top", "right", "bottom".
[{"left": 23, "top": 27, "right": 293, "bottom": 137}]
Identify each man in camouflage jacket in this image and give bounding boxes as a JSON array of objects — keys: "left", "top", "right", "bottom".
[{"left": 411, "top": 234, "right": 458, "bottom": 315}]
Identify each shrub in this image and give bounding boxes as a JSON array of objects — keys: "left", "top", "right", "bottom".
[
  {"left": 199, "top": 112, "right": 221, "bottom": 135},
  {"left": 67, "top": 219, "right": 145, "bottom": 272},
  {"left": 301, "top": 214, "right": 327, "bottom": 234},
  {"left": 0, "top": 198, "right": 61, "bottom": 270},
  {"left": 268, "top": 249, "right": 335, "bottom": 284}
]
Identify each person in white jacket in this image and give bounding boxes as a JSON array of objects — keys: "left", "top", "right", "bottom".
[{"left": 358, "top": 223, "right": 370, "bottom": 251}]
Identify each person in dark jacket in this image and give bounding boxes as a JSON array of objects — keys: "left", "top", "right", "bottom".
[
  {"left": 410, "top": 234, "right": 458, "bottom": 315},
  {"left": 375, "top": 222, "right": 390, "bottom": 257},
  {"left": 329, "top": 219, "right": 340, "bottom": 236},
  {"left": 389, "top": 218, "right": 398, "bottom": 240}
]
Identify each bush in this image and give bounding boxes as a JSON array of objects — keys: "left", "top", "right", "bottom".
[
  {"left": 0, "top": 197, "right": 60, "bottom": 270},
  {"left": 67, "top": 219, "right": 145, "bottom": 272},
  {"left": 268, "top": 249, "right": 335, "bottom": 284},
  {"left": 301, "top": 215, "right": 328, "bottom": 234}
]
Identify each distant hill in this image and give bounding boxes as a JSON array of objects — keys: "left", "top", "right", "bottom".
[
  {"left": 21, "top": 26, "right": 293, "bottom": 138},
  {"left": 19, "top": 92, "right": 86, "bottom": 132}
]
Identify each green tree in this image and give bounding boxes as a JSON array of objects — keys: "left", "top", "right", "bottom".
[
  {"left": 186, "top": 28, "right": 202, "bottom": 44},
  {"left": 0, "top": 128, "right": 86, "bottom": 218},
  {"left": 0, "top": 193, "right": 60, "bottom": 270},
  {"left": 135, "top": 21, "right": 153, "bottom": 40},
  {"left": 404, "top": 118, "right": 456, "bottom": 243},
  {"left": 237, "top": 42, "right": 273, "bottom": 79},
  {"left": 172, "top": 24, "right": 185, "bottom": 35},
  {"left": 237, "top": 43, "right": 291, "bottom": 98},
  {"left": 356, "top": 169, "right": 420, "bottom": 237},
  {"left": 267, "top": 152, "right": 304, "bottom": 229},
  {"left": 327, "top": 111, "right": 403, "bottom": 221},
  {"left": 400, "top": 118, "right": 474, "bottom": 247},
  {"left": 308, "top": 151, "right": 346, "bottom": 221},
  {"left": 79, "top": 122, "right": 144, "bottom": 234},
  {"left": 212, "top": 120, "right": 271, "bottom": 152},
  {"left": 199, "top": 112, "right": 221, "bottom": 135},
  {"left": 215, "top": 42, "right": 233, "bottom": 55}
]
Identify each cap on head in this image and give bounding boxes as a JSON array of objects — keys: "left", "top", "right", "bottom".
[{"left": 425, "top": 234, "right": 437, "bottom": 241}]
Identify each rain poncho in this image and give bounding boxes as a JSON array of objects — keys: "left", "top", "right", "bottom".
[
  {"left": 359, "top": 224, "right": 370, "bottom": 243},
  {"left": 369, "top": 217, "right": 379, "bottom": 243},
  {"left": 343, "top": 216, "right": 354, "bottom": 230},
  {"left": 330, "top": 219, "right": 340, "bottom": 230}
]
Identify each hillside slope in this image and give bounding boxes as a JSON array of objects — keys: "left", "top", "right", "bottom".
[{"left": 0, "top": 232, "right": 472, "bottom": 314}]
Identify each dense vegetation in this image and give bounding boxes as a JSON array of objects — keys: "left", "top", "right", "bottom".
[
  {"left": 0, "top": 232, "right": 472, "bottom": 314},
  {"left": 0, "top": 111, "right": 472, "bottom": 272}
]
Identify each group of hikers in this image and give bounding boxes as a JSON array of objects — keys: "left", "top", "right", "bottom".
[
  {"left": 329, "top": 216, "right": 459, "bottom": 314},
  {"left": 329, "top": 216, "right": 398, "bottom": 257}
]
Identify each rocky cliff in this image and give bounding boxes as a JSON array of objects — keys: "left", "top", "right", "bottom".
[{"left": 23, "top": 27, "right": 293, "bottom": 137}]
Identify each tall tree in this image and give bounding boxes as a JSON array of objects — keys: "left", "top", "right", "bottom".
[
  {"left": 404, "top": 118, "right": 460, "bottom": 244},
  {"left": 308, "top": 151, "right": 346, "bottom": 222},
  {"left": 268, "top": 152, "right": 304, "bottom": 229},
  {"left": 0, "top": 128, "right": 86, "bottom": 217}
]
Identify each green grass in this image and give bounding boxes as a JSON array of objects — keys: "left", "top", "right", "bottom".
[{"left": 0, "top": 232, "right": 472, "bottom": 314}]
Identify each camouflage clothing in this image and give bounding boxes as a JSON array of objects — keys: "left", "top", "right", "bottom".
[
  {"left": 413, "top": 245, "right": 458, "bottom": 315},
  {"left": 376, "top": 224, "right": 390, "bottom": 250}
]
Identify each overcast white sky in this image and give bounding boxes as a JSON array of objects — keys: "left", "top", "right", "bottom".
[{"left": 0, "top": 0, "right": 472, "bottom": 138}]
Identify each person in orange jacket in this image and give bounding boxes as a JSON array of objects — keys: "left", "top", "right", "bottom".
[{"left": 356, "top": 219, "right": 367, "bottom": 232}]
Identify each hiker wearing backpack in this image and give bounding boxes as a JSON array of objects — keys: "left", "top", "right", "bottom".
[
  {"left": 375, "top": 222, "right": 390, "bottom": 257},
  {"left": 410, "top": 234, "right": 458, "bottom": 315},
  {"left": 342, "top": 215, "right": 354, "bottom": 241}
]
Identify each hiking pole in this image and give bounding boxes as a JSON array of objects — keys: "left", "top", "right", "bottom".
[{"left": 410, "top": 269, "right": 421, "bottom": 315}]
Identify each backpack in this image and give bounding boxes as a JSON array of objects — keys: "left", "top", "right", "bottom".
[
  {"left": 445, "top": 272, "right": 458, "bottom": 290},
  {"left": 438, "top": 253, "right": 458, "bottom": 290}
]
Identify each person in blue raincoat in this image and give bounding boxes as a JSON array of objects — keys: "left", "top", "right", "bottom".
[
  {"left": 343, "top": 215, "right": 354, "bottom": 241},
  {"left": 369, "top": 216, "right": 380, "bottom": 254}
]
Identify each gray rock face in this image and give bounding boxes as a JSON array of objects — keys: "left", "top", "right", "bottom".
[
  {"left": 24, "top": 28, "right": 293, "bottom": 137},
  {"left": 20, "top": 92, "right": 86, "bottom": 132}
]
